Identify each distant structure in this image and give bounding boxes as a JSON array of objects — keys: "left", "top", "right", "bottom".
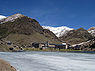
[{"left": 32, "top": 42, "right": 67, "bottom": 50}]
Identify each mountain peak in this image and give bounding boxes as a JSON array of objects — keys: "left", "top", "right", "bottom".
[
  {"left": 0, "top": 13, "right": 25, "bottom": 24},
  {"left": 11, "top": 13, "right": 24, "bottom": 17},
  {"left": 76, "top": 28, "right": 86, "bottom": 31},
  {"left": 42, "top": 26, "right": 73, "bottom": 37},
  {"left": 5, "top": 13, "right": 24, "bottom": 21}
]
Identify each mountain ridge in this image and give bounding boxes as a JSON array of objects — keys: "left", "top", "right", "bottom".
[
  {"left": 0, "top": 14, "right": 61, "bottom": 46},
  {"left": 42, "top": 26, "right": 73, "bottom": 37},
  {"left": 59, "top": 28, "right": 94, "bottom": 45}
]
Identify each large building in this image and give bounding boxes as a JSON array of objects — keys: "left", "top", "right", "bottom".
[{"left": 32, "top": 42, "right": 67, "bottom": 49}]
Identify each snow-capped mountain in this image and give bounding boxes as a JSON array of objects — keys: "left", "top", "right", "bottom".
[
  {"left": 0, "top": 13, "right": 24, "bottom": 24},
  {"left": 88, "top": 27, "right": 95, "bottom": 37},
  {"left": 42, "top": 26, "right": 73, "bottom": 37},
  {"left": 0, "top": 15, "right": 6, "bottom": 20}
]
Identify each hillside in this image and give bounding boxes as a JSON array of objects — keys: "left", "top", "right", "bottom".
[
  {"left": 0, "top": 14, "right": 61, "bottom": 46},
  {"left": 60, "top": 28, "right": 94, "bottom": 45}
]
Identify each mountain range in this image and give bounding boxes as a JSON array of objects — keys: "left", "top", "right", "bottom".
[{"left": 0, "top": 14, "right": 95, "bottom": 46}]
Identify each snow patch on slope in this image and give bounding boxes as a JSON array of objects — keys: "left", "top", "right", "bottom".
[
  {"left": 0, "top": 15, "right": 6, "bottom": 20},
  {"left": 42, "top": 26, "right": 73, "bottom": 37},
  {"left": 88, "top": 27, "right": 95, "bottom": 36}
]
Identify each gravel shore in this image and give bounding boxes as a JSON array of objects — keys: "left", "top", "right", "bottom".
[{"left": 0, "top": 59, "right": 16, "bottom": 71}]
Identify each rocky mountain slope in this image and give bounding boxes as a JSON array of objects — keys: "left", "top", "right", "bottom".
[
  {"left": 42, "top": 26, "right": 73, "bottom": 37},
  {"left": 0, "top": 14, "right": 61, "bottom": 46},
  {"left": 59, "top": 28, "right": 94, "bottom": 45}
]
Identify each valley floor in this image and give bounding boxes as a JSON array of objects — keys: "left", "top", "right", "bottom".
[{"left": 24, "top": 48, "right": 95, "bottom": 52}]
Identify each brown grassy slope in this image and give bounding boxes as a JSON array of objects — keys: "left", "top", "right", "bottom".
[
  {"left": 0, "top": 44, "right": 11, "bottom": 52},
  {"left": 4, "top": 32, "right": 61, "bottom": 46}
]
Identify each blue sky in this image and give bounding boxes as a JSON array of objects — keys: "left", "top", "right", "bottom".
[{"left": 0, "top": 0, "right": 95, "bottom": 29}]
